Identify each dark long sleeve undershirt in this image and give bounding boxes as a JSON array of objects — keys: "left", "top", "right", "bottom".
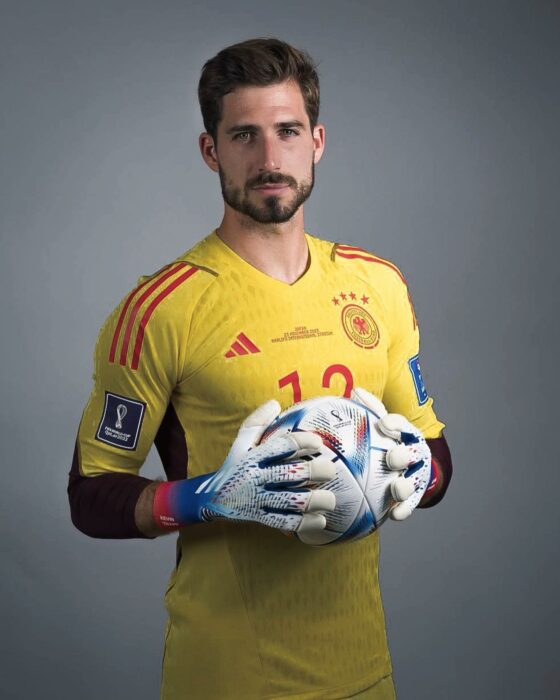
[
  {"left": 418, "top": 435, "right": 453, "bottom": 508},
  {"left": 67, "top": 442, "right": 154, "bottom": 538}
]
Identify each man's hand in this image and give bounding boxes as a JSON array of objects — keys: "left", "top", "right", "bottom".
[
  {"left": 152, "top": 400, "right": 336, "bottom": 535},
  {"left": 351, "top": 387, "right": 432, "bottom": 521}
]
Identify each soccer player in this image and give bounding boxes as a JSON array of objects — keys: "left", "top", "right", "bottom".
[{"left": 68, "top": 37, "right": 453, "bottom": 700}]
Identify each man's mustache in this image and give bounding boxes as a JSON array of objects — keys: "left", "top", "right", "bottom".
[{"left": 248, "top": 174, "right": 295, "bottom": 188}]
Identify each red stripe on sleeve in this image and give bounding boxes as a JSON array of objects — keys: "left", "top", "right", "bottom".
[
  {"left": 336, "top": 251, "right": 378, "bottom": 262},
  {"left": 237, "top": 332, "right": 260, "bottom": 353},
  {"left": 335, "top": 250, "right": 416, "bottom": 328},
  {"left": 109, "top": 266, "right": 172, "bottom": 363},
  {"left": 130, "top": 267, "right": 198, "bottom": 370},
  {"left": 336, "top": 244, "right": 369, "bottom": 253},
  {"left": 118, "top": 263, "right": 188, "bottom": 367},
  {"left": 336, "top": 251, "right": 407, "bottom": 284}
]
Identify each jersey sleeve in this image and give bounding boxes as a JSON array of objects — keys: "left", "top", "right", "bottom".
[
  {"left": 77, "top": 263, "right": 197, "bottom": 478},
  {"left": 382, "top": 274, "right": 445, "bottom": 440}
]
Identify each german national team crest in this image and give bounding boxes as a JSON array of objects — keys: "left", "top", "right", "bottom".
[
  {"left": 330, "top": 291, "right": 380, "bottom": 349},
  {"left": 340, "top": 303, "right": 380, "bottom": 349}
]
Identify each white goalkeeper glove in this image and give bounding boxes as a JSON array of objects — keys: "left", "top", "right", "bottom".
[
  {"left": 351, "top": 387, "right": 432, "bottom": 521},
  {"left": 153, "top": 400, "right": 336, "bottom": 535}
]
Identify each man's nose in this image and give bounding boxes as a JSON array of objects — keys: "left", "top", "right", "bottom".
[{"left": 257, "top": 135, "right": 281, "bottom": 172}]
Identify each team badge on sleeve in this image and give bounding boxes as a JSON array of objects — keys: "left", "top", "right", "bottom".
[
  {"left": 408, "top": 355, "right": 428, "bottom": 405},
  {"left": 96, "top": 392, "right": 146, "bottom": 450}
]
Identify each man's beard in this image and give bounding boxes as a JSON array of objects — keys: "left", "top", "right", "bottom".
[{"left": 218, "top": 163, "right": 315, "bottom": 224}]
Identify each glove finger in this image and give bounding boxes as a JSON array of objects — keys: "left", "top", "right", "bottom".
[
  {"left": 259, "top": 488, "right": 336, "bottom": 515},
  {"left": 251, "top": 435, "right": 304, "bottom": 466},
  {"left": 390, "top": 475, "right": 416, "bottom": 502},
  {"left": 306, "top": 489, "right": 336, "bottom": 512},
  {"left": 389, "top": 501, "right": 414, "bottom": 521},
  {"left": 377, "top": 413, "right": 410, "bottom": 440},
  {"left": 378, "top": 414, "right": 421, "bottom": 445},
  {"left": 297, "top": 512, "right": 327, "bottom": 534},
  {"left": 261, "top": 512, "right": 327, "bottom": 535},
  {"left": 260, "top": 458, "right": 335, "bottom": 486},
  {"left": 259, "top": 511, "right": 303, "bottom": 532},
  {"left": 259, "top": 511, "right": 327, "bottom": 533},
  {"left": 289, "top": 431, "right": 324, "bottom": 455},
  {"left": 350, "top": 387, "right": 388, "bottom": 418},
  {"left": 308, "top": 457, "right": 336, "bottom": 483},
  {"left": 229, "top": 400, "right": 282, "bottom": 461},
  {"left": 386, "top": 443, "right": 413, "bottom": 471},
  {"left": 257, "top": 432, "right": 323, "bottom": 467},
  {"left": 241, "top": 399, "right": 282, "bottom": 430}
]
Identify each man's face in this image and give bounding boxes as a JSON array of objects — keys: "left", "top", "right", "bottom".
[{"left": 212, "top": 80, "right": 322, "bottom": 225}]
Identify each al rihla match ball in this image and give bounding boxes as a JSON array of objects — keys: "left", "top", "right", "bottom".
[{"left": 259, "top": 395, "right": 426, "bottom": 546}]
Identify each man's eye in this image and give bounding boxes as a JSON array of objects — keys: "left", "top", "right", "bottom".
[
  {"left": 282, "top": 129, "right": 298, "bottom": 136},
  {"left": 234, "top": 132, "right": 252, "bottom": 141}
]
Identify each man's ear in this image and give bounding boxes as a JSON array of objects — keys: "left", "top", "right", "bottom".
[{"left": 199, "top": 133, "right": 219, "bottom": 172}]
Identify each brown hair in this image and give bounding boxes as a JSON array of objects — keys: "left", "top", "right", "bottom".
[{"left": 198, "top": 37, "right": 320, "bottom": 144}]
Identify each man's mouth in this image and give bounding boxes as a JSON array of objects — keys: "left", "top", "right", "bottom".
[{"left": 253, "top": 184, "right": 290, "bottom": 192}]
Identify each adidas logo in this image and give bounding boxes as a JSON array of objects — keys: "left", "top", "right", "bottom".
[{"left": 224, "top": 333, "right": 261, "bottom": 358}]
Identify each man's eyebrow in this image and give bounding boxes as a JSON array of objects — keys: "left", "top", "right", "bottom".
[{"left": 225, "top": 120, "right": 306, "bottom": 135}]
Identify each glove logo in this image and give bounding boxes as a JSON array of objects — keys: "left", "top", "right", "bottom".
[
  {"left": 340, "top": 304, "right": 380, "bottom": 349},
  {"left": 96, "top": 392, "right": 146, "bottom": 450}
]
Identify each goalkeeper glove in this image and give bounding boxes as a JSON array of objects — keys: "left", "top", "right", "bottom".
[
  {"left": 153, "top": 399, "right": 336, "bottom": 534},
  {"left": 351, "top": 387, "right": 432, "bottom": 521}
]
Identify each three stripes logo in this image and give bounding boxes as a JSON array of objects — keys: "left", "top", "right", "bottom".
[
  {"left": 224, "top": 333, "right": 261, "bottom": 359},
  {"left": 109, "top": 262, "right": 198, "bottom": 370}
]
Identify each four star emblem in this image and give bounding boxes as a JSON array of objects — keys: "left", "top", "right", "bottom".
[{"left": 331, "top": 291, "right": 369, "bottom": 306}]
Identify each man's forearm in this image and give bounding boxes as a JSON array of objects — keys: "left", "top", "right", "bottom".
[
  {"left": 135, "top": 481, "right": 170, "bottom": 538},
  {"left": 69, "top": 471, "right": 186, "bottom": 539},
  {"left": 68, "top": 471, "right": 155, "bottom": 539},
  {"left": 69, "top": 443, "right": 210, "bottom": 538}
]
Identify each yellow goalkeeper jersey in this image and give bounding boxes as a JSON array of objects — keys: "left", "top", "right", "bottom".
[{"left": 77, "top": 229, "right": 445, "bottom": 700}]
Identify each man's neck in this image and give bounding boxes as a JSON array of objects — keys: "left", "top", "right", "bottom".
[{"left": 216, "top": 210, "right": 310, "bottom": 285}]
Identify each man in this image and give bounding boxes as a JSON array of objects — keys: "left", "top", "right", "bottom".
[{"left": 68, "top": 37, "right": 452, "bottom": 700}]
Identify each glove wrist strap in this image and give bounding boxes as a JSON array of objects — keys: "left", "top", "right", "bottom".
[{"left": 152, "top": 473, "right": 216, "bottom": 529}]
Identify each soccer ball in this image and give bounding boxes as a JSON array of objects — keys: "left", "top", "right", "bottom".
[{"left": 259, "top": 395, "right": 426, "bottom": 546}]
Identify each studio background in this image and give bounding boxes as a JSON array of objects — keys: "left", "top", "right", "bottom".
[{"left": 1, "top": 1, "right": 558, "bottom": 698}]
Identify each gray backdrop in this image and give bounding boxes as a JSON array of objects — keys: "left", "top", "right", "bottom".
[{"left": 2, "top": 1, "right": 559, "bottom": 698}]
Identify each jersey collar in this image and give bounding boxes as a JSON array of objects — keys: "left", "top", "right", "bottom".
[{"left": 209, "top": 229, "right": 320, "bottom": 293}]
